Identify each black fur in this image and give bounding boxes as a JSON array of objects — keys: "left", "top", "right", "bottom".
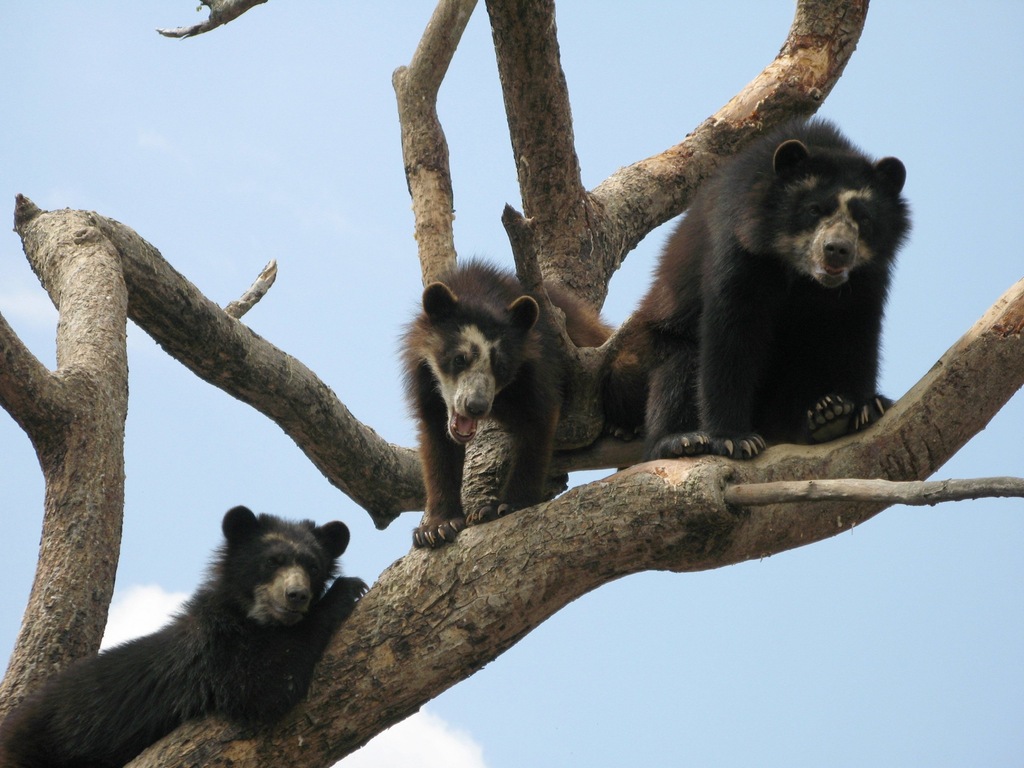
[
  {"left": 0, "top": 506, "right": 366, "bottom": 768},
  {"left": 605, "top": 118, "right": 910, "bottom": 460},
  {"left": 403, "top": 260, "right": 609, "bottom": 548}
]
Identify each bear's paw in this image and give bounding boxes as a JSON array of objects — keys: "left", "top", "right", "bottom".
[{"left": 807, "top": 393, "right": 855, "bottom": 442}]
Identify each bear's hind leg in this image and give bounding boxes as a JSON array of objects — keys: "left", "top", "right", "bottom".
[{"left": 805, "top": 393, "right": 891, "bottom": 443}]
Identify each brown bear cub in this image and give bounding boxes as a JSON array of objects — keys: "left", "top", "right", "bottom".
[
  {"left": 403, "top": 260, "right": 610, "bottom": 548},
  {"left": 604, "top": 118, "right": 910, "bottom": 460},
  {"left": 0, "top": 506, "right": 366, "bottom": 768}
]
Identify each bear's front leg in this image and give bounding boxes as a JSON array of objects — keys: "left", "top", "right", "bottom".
[{"left": 414, "top": 420, "right": 467, "bottom": 548}]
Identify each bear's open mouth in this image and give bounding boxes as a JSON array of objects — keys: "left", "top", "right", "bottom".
[{"left": 449, "top": 413, "right": 478, "bottom": 443}]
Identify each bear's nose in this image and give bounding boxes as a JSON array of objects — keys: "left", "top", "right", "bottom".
[
  {"left": 286, "top": 585, "right": 310, "bottom": 610},
  {"left": 466, "top": 396, "right": 489, "bottom": 418},
  {"left": 823, "top": 238, "right": 855, "bottom": 269}
]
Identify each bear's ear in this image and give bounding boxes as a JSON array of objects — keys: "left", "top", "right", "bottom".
[
  {"left": 423, "top": 282, "right": 459, "bottom": 321},
  {"left": 874, "top": 156, "right": 906, "bottom": 195},
  {"left": 316, "top": 521, "right": 350, "bottom": 559},
  {"left": 772, "top": 139, "right": 809, "bottom": 175},
  {"left": 508, "top": 295, "right": 539, "bottom": 332},
  {"left": 222, "top": 505, "right": 259, "bottom": 544}
]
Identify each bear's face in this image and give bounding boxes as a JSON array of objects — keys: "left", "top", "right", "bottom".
[
  {"left": 760, "top": 139, "right": 908, "bottom": 287},
  {"left": 219, "top": 506, "right": 350, "bottom": 626},
  {"left": 419, "top": 281, "right": 538, "bottom": 444}
]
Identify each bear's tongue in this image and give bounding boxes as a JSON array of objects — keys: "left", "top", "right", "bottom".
[{"left": 450, "top": 413, "right": 478, "bottom": 443}]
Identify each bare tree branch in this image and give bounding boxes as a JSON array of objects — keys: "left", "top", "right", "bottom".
[
  {"left": 157, "top": 0, "right": 269, "bottom": 39},
  {"left": 9, "top": 200, "right": 421, "bottom": 530},
  {"left": 223, "top": 259, "right": 277, "bottom": 319},
  {"left": 130, "top": 277, "right": 1024, "bottom": 767},
  {"left": 392, "top": 0, "right": 478, "bottom": 285},
  {"left": 0, "top": 197, "right": 129, "bottom": 720},
  {"left": 725, "top": 476, "right": 1024, "bottom": 507}
]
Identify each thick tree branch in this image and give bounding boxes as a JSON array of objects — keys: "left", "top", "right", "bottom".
[
  {"left": 0, "top": 197, "right": 129, "bottom": 720},
  {"left": 130, "top": 277, "right": 1024, "bottom": 767},
  {"left": 392, "top": 0, "right": 478, "bottom": 285},
  {"left": 725, "top": 477, "right": 1024, "bottom": 507},
  {"left": 157, "top": 0, "right": 269, "bottom": 39}
]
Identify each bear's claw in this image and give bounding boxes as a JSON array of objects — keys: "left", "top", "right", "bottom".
[
  {"left": 412, "top": 517, "right": 466, "bottom": 549},
  {"left": 649, "top": 431, "right": 766, "bottom": 460}
]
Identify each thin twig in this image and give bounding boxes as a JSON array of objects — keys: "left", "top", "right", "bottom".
[
  {"left": 724, "top": 477, "right": 1024, "bottom": 507},
  {"left": 224, "top": 259, "right": 278, "bottom": 319}
]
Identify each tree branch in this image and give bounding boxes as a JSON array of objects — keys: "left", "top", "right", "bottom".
[
  {"left": 392, "top": 0, "right": 478, "bottom": 285},
  {"left": 725, "top": 476, "right": 1024, "bottom": 507},
  {"left": 157, "top": 0, "right": 269, "bottom": 39},
  {"left": 130, "top": 277, "right": 1024, "bottom": 767},
  {"left": 0, "top": 309, "right": 66, "bottom": 450},
  {"left": 0, "top": 197, "right": 129, "bottom": 720}
]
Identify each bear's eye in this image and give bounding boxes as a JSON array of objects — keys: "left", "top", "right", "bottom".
[
  {"left": 806, "top": 203, "right": 822, "bottom": 218},
  {"left": 452, "top": 353, "right": 468, "bottom": 371}
]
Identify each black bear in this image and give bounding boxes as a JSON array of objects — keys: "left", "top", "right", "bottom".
[
  {"left": 403, "top": 259, "right": 610, "bottom": 548},
  {"left": 605, "top": 118, "right": 910, "bottom": 460},
  {"left": 0, "top": 506, "right": 366, "bottom": 768}
]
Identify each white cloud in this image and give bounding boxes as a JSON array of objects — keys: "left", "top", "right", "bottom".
[
  {"left": 337, "top": 709, "right": 488, "bottom": 768},
  {"left": 100, "top": 584, "right": 188, "bottom": 649}
]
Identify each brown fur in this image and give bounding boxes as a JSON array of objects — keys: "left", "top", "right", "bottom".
[{"left": 403, "top": 260, "right": 610, "bottom": 547}]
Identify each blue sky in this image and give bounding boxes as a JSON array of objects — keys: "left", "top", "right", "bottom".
[{"left": 1, "top": 2, "right": 1022, "bottom": 766}]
